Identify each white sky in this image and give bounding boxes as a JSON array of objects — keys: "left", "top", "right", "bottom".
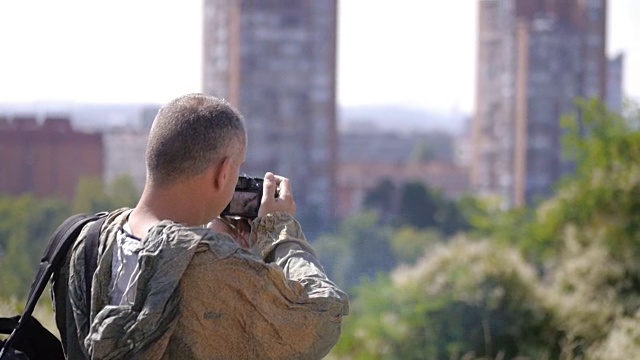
[{"left": 0, "top": 1, "right": 638, "bottom": 114}]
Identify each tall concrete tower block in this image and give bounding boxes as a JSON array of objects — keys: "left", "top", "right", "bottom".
[
  {"left": 472, "top": 0, "right": 607, "bottom": 208},
  {"left": 203, "top": 0, "right": 338, "bottom": 222}
]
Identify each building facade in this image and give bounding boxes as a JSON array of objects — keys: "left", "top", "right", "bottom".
[
  {"left": 0, "top": 116, "right": 103, "bottom": 200},
  {"left": 606, "top": 53, "right": 624, "bottom": 114},
  {"left": 471, "top": 0, "right": 608, "bottom": 207},
  {"left": 203, "top": 0, "right": 338, "bottom": 222},
  {"left": 337, "top": 128, "right": 469, "bottom": 218},
  {"left": 103, "top": 128, "right": 149, "bottom": 193}
]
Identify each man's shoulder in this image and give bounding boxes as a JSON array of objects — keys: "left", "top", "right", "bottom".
[
  {"left": 195, "top": 227, "right": 254, "bottom": 261},
  {"left": 184, "top": 235, "right": 271, "bottom": 285},
  {"left": 96, "top": 208, "right": 132, "bottom": 231},
  {"left": 145, "top": 223, "right": 250, "bottom": 260}
]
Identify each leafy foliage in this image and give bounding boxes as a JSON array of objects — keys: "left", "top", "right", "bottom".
[
  {"left": 330, "top": 238, "right": 562, "bottom": 360},
  {"left": 364, "top": 179, "right": 470, "bottom": 236},
  {"left": 0, "top": 175, "right": 139, "bottom": 300},
  {"left": 362, "top": 179, "right": 397, "bottom": 220},
  {"left": 313, "top": 212, "right": 395, "bottom": 291},
  {"left": 0, "top": 195, "right": 71, "bottom": 298},
  {"left": 316, "top": 180, "right": 473, "bottom": 291},
  {"left": 390, "top": 226, "right": 442, "bottom": 265},
  {"left": 73, "top": 175, "right": 139, "bottom": 214},
  {"left": 327, "top": 99, "right": 640, "bottom": 359}
]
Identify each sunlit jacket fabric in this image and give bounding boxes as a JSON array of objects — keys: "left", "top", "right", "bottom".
[{"left": 52, "top": 208, "right": 349, "bottom": 359}]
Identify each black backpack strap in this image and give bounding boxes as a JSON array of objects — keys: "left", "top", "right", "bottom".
[
  {"left": 0, "top": 212, "right": 108, "bottom": 356},
  {"left": 84, "top": 215, "right": 108, "bottom": 314}
]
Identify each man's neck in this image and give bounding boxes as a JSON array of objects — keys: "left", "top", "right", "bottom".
[{"left": 128, "top": 182, "right": 212, "bottom": 238}]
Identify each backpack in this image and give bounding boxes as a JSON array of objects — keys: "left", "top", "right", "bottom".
[{"left": 0, "top": 212, "right": 108, "bottom": 360}]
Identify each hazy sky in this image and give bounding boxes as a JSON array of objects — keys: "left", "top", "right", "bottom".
[{"left": 0, "top": 1, "right": 638, "bottom": 114}]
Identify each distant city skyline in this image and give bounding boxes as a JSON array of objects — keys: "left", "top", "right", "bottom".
[{"left": 0, "top": 1, "right": 638, "bottom": 115}]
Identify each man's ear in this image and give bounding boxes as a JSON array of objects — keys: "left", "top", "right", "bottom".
[{"left": 211, "top": 156, "right": 232, "bottom": 191}]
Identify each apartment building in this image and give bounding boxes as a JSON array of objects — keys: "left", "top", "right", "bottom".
[
  {"left": 203, "top": 0, "right": 338, "bottom": 222},
  {"left": 0, "top": 116, "right": 103, "bottom": 200},
  {"left": 471, "top": 0, "right": 608, "bottom": 207}
]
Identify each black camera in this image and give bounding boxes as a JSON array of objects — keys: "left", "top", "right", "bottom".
[{"left": 221, "top": 175, "right": 264, "bottom": 219}]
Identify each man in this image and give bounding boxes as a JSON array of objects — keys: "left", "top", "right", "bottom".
[{"left": 52, "top": 93, "right": 349, "bottom": 359}]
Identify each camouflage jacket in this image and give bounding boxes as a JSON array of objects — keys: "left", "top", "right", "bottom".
[{"left": 52, "top": 208, "right": 349, "bottom": 359}]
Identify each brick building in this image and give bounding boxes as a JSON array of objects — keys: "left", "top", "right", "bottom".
[{"left": 0, "top": 116, "right": 103, "bottom": 200}]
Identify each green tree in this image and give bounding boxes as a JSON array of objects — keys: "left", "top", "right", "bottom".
[
  {"left": 0, "top": 195, "right": 70, "bottom": 299},
  {"left": 397, "top": 181, "right": 437, "bottom": 228},
  {"left": 530, "top": 99, "right": 640, "bottom": 357},
  {"left": 363, "top": 179, "right": 470, "bottom": 235},
  {"left": 396, "top": 182, "right": 469, "bottom": 235},
  {"left": 72, "top": 177, "right": 112, "bottom": 214},
  {"left": 363, "top": 178, "right": 397, "bottom": 221},
  {"left": 509, "top": 99, "right": 640, "bottom": 265},
  {"left": 329, "top": 99, "right": 640, "bottom": 360},
  {"left": 313, "top": 212, "right": 395, "bottom": 291},
  {"left": 0, "top": 174, "right": 139, "bottom": 299},
  {"left": 107, "top": 175, "right": 140, "bottom": 209},
  {"left": 390, "top": 226, "right": 442, "bottom": 265},
  {"left": 73, "top": 175, "right": 140, "bottom": 214},
  {"left": 329, "top": 238, "right": 561, "bottom": 360}
]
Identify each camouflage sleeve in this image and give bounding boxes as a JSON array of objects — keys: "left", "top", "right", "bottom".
[{"left": 250, "top": 212, "right": 350, "bottom": 355}]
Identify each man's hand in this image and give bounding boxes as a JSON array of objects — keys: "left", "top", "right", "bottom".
[{"left": 258, "top": 172, "right": 296, "bottom": 217}]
